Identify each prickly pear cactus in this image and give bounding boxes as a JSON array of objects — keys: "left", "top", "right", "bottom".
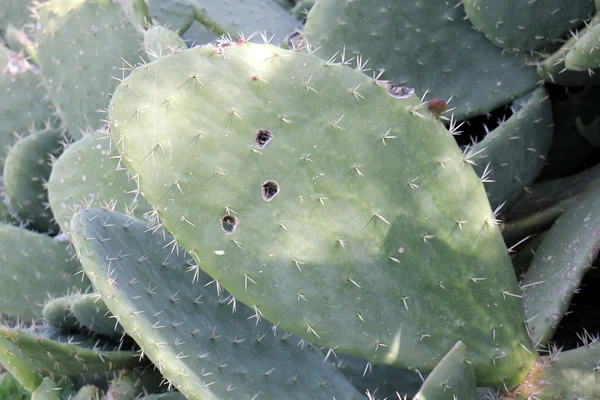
[
  {"left": 33, "top": 0, "right": 144, "bottom": 137},
  {"left": 107, "top": 41, "right": 536, "bottom": 387},
  {"left": 71, "top": 208, "right": 365, "bottom": 400},
  {"left": 302, "top": 0, "right": 539, "bottom": 118},
  {"left": 3, "top": 128, "right": 64, "bottom": 233}
]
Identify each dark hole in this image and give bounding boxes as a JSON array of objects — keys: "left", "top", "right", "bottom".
[
  {"left": 221, "top": 215, "right": 238, "bottom": 234},
  {"left": 255, "top": 129, "right": 273, "bottom": 149},
  {"left": 386, "top": 83, "right": 415, "bottom": 99},
  {"left": 262, "top": 181, "right": 280, "bottom": 202}
]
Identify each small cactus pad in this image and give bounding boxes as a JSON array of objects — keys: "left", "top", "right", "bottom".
[
  {"left": 302, "top": 0, "right": 539, "bottom": 118},
  {"left": 467, "top": 88, "right": 553, "bottom": 211},
  {"left": 186, "top": 0, "right": 299, "bottom": 42},
  {"left": 70, "top": 293, "right": 124, "bottom": 339},
  {"left": 0, "top": 335, "right": 43, "bottom": 392},
  {"left": 47, "top": 130, "right": 152, "bottom": 234},
  {"left": 0, "top": 45, "right": 54, "bottom": 175},
  {"left": 42, "top": 296, "right": 79, "bottom": 331},
  {"left": 565, "top": 22, "right": 600, "bottom": 71},
  {"left": 34, "top": 0, "right": 143, "bottom": 137},
  {"left": 521, "top": 184, "right": 600, "bottom": 345},
  {"left": 143, "top": 26, "right": 187, "bottom": 58},
  {"left": 107, "top": 41, "right": 535, "bottom": 386},
  {"left": 0, "top": 325, "right": 142, "bottom": 378},
  {"left": 71, "top": 385, "right": 99, "bottom": 400},
  {"left": 0, "top": 225, "right": 88, "bottom": 321},
  {"left": 462, "top": 0, "right": 595, "bottom": 52},
  {"left": 515, "top": 342, "right": 600, "bottom": 399},
  {"left": 413, "top": 342, "right": 477, "bottom": 400},
  {"left": 71, "top": 208, "right": 364, "bottom": 400},
  {"left": 3, "top": 128, "right": 64, "bottom": 233}
]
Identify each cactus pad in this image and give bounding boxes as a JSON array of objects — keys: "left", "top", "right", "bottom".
[
  {"left": 71, "top": 208, "right": 364, "bottom": 400},
  {"left": 107, "top": 41, "right": 535, "bottom": 386},
  {"left": 34, "top": 0, "right": 143, "bottom": 137},
  {"left": 302, "top": 0, "right": 539, "bottom": 118},
  {"left": 3, "top": 128, "right": 64, "bottom": 233}
]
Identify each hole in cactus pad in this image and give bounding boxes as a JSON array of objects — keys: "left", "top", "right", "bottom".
[
  {"left": 386, "top": 83, "right": 415, "bottom": 99},
  {"left": 262, "top": 181, "right": 280, "bottom": 202},
  {"left": 221, "top": 215, "right": 238, "bottom": 234},
  {"left": 255, "top": 130, "right": 273, "bottom": 149}
]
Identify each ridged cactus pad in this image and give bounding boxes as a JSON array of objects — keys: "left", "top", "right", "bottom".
[
  {"left": 107, "top": 41, "right": 535, "bottom": 386},
  {"left": 71, "top": 208, "right": 364, "bottom": 400}
]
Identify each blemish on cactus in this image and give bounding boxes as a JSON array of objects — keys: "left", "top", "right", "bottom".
[
  {"left": 255, "top": 130, "right": 273, "bottom": 149},
  {"left": 428, "top": 98, "right": 447, "bottom": 118},
  {"left": 221, "top": 215, "right": 238, "bottom": 234},
  {"left": 386, "top": 83, "right": 415, "bottom": 99},
  {"left": 262, "top": 181, "right": 280, "bottom": 201}
]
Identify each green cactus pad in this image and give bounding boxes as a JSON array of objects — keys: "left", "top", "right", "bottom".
[
  {"left": 144, "top": 26, "right": 187, "bottom": 59},
  {"left": 0, "top": 225, "right": 88, "bottom": 321},
  {"left": 70, "top": 294, "right": 124, "bottom": 339},
  {"left": 103, "top": 369, "right": 163, "bottom": 400},
  {"left": 0, "top": 335, "right": 43, "bottom": 392},
  {"left": 180, "top": 21, "right": 217, "bottom": 47},
  {"left": 188, "top": 0, "right": 299, "bottom": 42},
  {"left": 0, "top": 0, "right": 35, "bottom": 31},
  {"left": 291, "top": 0, "right": 314, "bottom": 23},
  {"left": 565, "top": 22, "right": 600, "bottom": 71},
  {"left": 42, "top": 296, "right": 79, "bottom": 331},
  {"left": 462, "top": 0, "right": 594, "bottom": 52},
  {"left": 71, "top": 208, "right": 365, "bottom": 399},
  {"left": 413, "top": 342, "right": 477, "bottom": 400},
  {"left": 31, "top": 378, "right": 62, "bottom": 400},
  {"left": 302, "top": 0, "right": 539, "bottom": 119},
  {"left": 3, "top": 128, "right": 64, "bottom": 233},
  {"left": 468, "top": 88, "right": 553, "bottom": 211},
  {"left": 107, "top": 41, "right": 535, "bottom": 386},
  {"left": 147, "top": 0, "right": 196, "bottom": 34},
  {"left": 0, "top": 45, "right": 54, "bottom": 175},
  {"left": 516, "top": 343, "right": 600, "bottom": 399},
  {"left": 71, "top": 385, "right": 99, "bottom": 400},
  {"left": 521, "top": 184, "right": 600, "bottom": 346},
  {"left": 47, "top": 130, "right": 153, "bottom": 234},
  {"left": 34, "top": 0, "right": 143, "bottom": 138},
  {"left": 0, "top": 325, "right": 142, "bottom": 378},
  {"left": 0, "top": 202, "right": 16, "bottom": 224}
]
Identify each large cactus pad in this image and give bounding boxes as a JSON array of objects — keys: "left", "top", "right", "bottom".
[{"left": 108, "top": 41, "right": 535, "bottom": 386}]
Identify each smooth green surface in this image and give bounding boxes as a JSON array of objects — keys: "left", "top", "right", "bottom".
[
  {"left": 469, "top": 88, "right": 553, "bottom": 211},
  {"left": 107, "top": 42, "right": 535, "bottom": 386},
  {"left": 0, "top": 45, "right": 53, "bottom": 175},
  {"left": 71, "top": 209, "right": 364, "bottom": 400},
  {"left": 3, "top": 128, "right": 63, "bottom": 233},
  {"left": 0, "top": 225, "right": 88, "bottom": 321},
  {"left": 47, "top": 131, "right": 152, "bottom": 234},
  {"left": 180, "top": 20, "right": 217, "bottom": 47},
  {"left": 303, "top": 0, "right": 539, "bottom": 119},
  {"left": 34, "top": 0, "right": 143, "bottom": 137},
  {"left": 522, "top": 184, "right": 600, "bottom": 345},
  {"left": 463, "top": 0, "right": 594, "bottom": 51},
  {"left": 30, "top": 378, "right": 60, "bottom": 400},
  {"left": 413, "top": 342, "right": 477, "bottom": 400},
  {"left": 147, "top": 0, "right": 195, "bottom": 34}
]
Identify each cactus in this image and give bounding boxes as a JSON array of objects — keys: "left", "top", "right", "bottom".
[
  {"left": 143, "top": 26, "right": 187, "bottom": 58},
  {"left": 0, "top": 0, "right": 35, "bottom": 31},
  {"left": 180, "top": 21, "right": 217, "bottom": 47},
  {"left": 42, "top": 296, "right": 79, "bottom": 332},
  {"left": 521, "top": 184, "right": 600, "bottom": 346},
  {"left": 302, "top": 0, "right": 539, "bottom": 118},
  {"left": 413, "top": 341, "right": 477, "bottom": 400},
  {"left": 467, "top": 88, "right": 553, "bottom": 211},
  {"left": 462, "top": 0, "right": 595, "bottom": 52},
  {"left": 47, "top": 130, "right": 152, "bottom": 234},
  {"left": 146, "top": 0, "right": 196, "bottom": 34},
  {"left": 70, "top": 294, "right": 125, "bottom": 339},
  {"left": 0, "top": 44, "right": 54, "bottom": 174},
  {"left": 565, "top": 22, "right": 600, "bottom": 71},
  {"left": 0, "top": 225, "right": 88, "bottom": 321},
  {"left": 106, "top": 41, "right": 535, "bottom": 387},
  {"left": 71, "top": 208, "right": 365, "bottom": 399},
  {"left": 3, "top": 127, "right": 64, "bottom": 233},
  {"left": 33, "top": 0, "right": 144, "bottom": 138}
]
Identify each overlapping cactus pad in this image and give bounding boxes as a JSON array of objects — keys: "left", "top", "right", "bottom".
[{"left": 107, "top": 41, "right": 535, "bottom": 386}]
